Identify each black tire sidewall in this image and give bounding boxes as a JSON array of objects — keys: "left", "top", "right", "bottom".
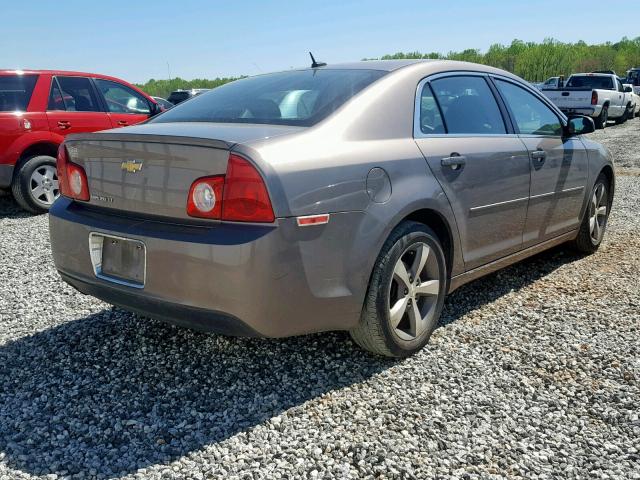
[
  {"left": 373, "top": 224, "right": 447, "bottom": 357},
  {"left": 12, "top": 155, "right": 57, "bottom": 213}
]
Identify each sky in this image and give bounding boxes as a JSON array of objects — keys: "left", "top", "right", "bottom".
[{"left": 2, "top": 1, "right": 637, "bottom": 84}]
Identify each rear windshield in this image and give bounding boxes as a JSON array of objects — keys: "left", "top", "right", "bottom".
[
  {"left": 151, "top": 69, "right": 387, "bottom": 127},
  {"left": 168, "top": 91, "right": 190, "bottom": 104},
  {"left": 566, "top": 75, "right": 614, "bottom": 90},
  {"left": 0, "top": 74, "right": 38, "bottom": 111}
]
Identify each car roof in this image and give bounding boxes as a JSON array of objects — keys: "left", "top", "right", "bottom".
[
  {"left": 288, "top": 59, "right": 523, "bottom": 78},
  {"left": 570, "top": 72, "right": 613, "bottom": 77},
  {"left": 305, "top": 59, "right": 431, "bottom": 71},
  {"left": 0, "top": 69, "right": 120, "bottom": 77}
]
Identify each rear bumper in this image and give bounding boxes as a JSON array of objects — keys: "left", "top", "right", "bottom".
[
  {"left": 560, "top": 107, "right": 597, "bottom": 117},
  {"left": 0, "top": 164, "right": 13, "bottom": 189},
  {"left": 59, "top": 271, "right": 262, "bottom": 336},
  {"left": 49, "top": 198, "right": 367, "bottom": 337}
]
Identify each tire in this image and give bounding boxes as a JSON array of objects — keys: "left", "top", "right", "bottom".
[
  {"left": 615, "top": 105, "right": 630, "bottom": 124},
  {"left": 11, "top": 155, "right": 60, "bottom": 214},
  {"left": 594, "top": 105, "right": 608, "bottom": 129},
  {"left": 350, "top": 221, "right": 448, "bottom": 358},
  {"left": 571, "top": 173, "right": 610, "bottom": 254}
]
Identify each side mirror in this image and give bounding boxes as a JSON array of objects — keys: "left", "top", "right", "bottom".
[
  {"left": 624, "top": 86, "right": 633, "bottom": 93},
  {"left": 565, "top": 115, "right": 595, "bottom": 136}
]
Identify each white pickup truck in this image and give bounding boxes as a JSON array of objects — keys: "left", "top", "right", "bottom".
[{"left": 542, "top": 73, "right": 633, "bottom": 129}]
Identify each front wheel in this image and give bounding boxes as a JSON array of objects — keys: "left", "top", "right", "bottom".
[
  {"left": 350, "top": 221, "right": 447, "bottom": 358},
  {"left": 11, "top": 155, "right": 60, "bottom": 214},
  {"left": 572, "top": 173, "right": 610, "bottom": 254}
]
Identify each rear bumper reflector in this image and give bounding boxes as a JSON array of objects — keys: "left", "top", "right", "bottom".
[{"left": 297, "top": 214, "right": 330, "bottom": 226}]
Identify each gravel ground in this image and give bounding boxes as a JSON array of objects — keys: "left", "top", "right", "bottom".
[
  {"left": 589, "top": 116, "right": 640, "bottom": 170},
  {"left": 1, "top": 121, "right": 639, "bottom": 479}
]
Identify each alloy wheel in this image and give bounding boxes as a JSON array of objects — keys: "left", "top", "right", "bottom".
[
  {"left": 589, "top": 183, "right": 607, "bottom": 244},
  {"left": 388, "top": 242, "right": 441, "bottom": 341},
  {"left": 30, "top": 165, "right": 59, "bottom": 206}
]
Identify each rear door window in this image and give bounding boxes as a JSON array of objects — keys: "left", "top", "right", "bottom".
[
  {"left": 494, "top": 79, "right": 562, "bottom": 136},
  {"left": 55, "top": 76, "right": 101, "bottom": 112},
  {"left": 430, "top": 76, "right": 506, "bottom": 134},
  {"left": 94, "top": 79, "right": 150, "bottom": 114},
  {"left": 0, "top": 74, "right": 38, "bottom": 111},
  {"left": 418, "top": 83, "right": 445, "bottom": 134}
]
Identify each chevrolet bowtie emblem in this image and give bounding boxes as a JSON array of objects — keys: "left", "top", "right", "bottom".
[{"left": 121, "top": 160, "right": 143, "bottom": 173}]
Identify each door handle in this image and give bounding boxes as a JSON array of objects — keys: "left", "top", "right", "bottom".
[
  {"left": 441, "top": 154, "right": 466, "bottom": 170},
  {"left": 57, "top": 121, "right": 71, "bottom": 130},
  {"left": 117, "top": 120, "right": 129, "bottom": 126},
  {"left": 530, "top": 150, "right": 547, "bottom": 162}
]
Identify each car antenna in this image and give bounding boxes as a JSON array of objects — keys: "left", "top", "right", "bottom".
[{"left": 309, "top": 52, "right": 327, "bottom": 68}]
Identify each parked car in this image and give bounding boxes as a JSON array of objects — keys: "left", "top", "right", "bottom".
[
  {"left": 0, "top": 70, "right": 161, "bottom": 213},
  {"left": 542, "top": 73, "right": 632, "bottom": 128},
  {"left": 167, "top": 88, "right": 211, "bottom": 105},
  {"left": 624, "top": 83, "right": 640, "bottom": 117},
  {"left": 152, "top": 96, "right": 173, "bottom": 110},
  {"left": 540, "top": 76, "right": 563, "bottom": 90},
  {"left": 49, "top": 60, "right": 614, "bottom": 358},
  {"left": 626, "top": 67, "right": 640, "bottom": 95}
]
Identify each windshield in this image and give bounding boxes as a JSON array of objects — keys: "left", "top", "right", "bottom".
[
  {"left": 0, "top": 74, "right": 38, "bottom": 111},
  {"left": 566, "top": 75, "right": 614, "bottom": 90},
  {"left": 151, "top": 69, "right": 387, "bottom": 127}
]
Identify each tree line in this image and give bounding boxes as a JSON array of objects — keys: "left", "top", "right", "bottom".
[
  {"left": 135, "top": 37, "right": 640, "bottom": 97},
  {"left": 134, "top": 77, "right": 240, "bottom": 99},
  {"left": 373, "top": 37, "right": 640, "bottom": 82}
]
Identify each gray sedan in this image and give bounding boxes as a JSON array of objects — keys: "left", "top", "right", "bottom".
[{"left": 49, "top": 60, "right": 614, "bottom": 357}]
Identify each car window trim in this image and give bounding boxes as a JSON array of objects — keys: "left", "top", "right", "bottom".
[
  {"left": 489, "top": 75, "right": 565, "bottom": 138},
  {"left": 413, "top": 71, "right": 514, "bottom": 139}
]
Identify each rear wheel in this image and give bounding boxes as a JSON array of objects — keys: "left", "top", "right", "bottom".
[
  {"left": 350, "top": 221, "right": 447, "bottom": 357},
  {"left": 572, "top": 173, "right": 610, "bottom": 254},
  {"left": 594, "top": 105, "right": 608, "bottom": 129},
  {"left": 11, "top": 155, "right": 60, "bottom": 214}
]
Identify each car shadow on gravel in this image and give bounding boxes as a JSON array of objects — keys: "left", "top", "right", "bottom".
[
  {"left": 440, "top": 244, "right": 583, "bottom": 326},
  {"left": 0, "top": 310, "right": 396, "bottom": 478},
  {"left": 0, "top": 194, "right": 34, "bottom": 220},
  {"left": 0, "top": 243, "right": 584, "bottom": 478}
]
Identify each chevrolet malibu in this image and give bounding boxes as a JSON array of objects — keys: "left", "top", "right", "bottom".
[{"left": 49, "top": 60, "right": 614, "bottom": 357}]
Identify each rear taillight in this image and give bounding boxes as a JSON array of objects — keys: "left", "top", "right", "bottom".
[
  {"left": 222, "top": 154, "right": 275, "bottom": 222},
  {"left": 187, "top": 176, "right": 224, "bottom": 219},
  {"left": 591, "top": 91, "right": 598, "bottom": 105},
  {"left": 57, "top": 144, "right": 90, "bottom": 201},
  {"left": 186, "top": 153, "right": 275, "bottom": 223}
]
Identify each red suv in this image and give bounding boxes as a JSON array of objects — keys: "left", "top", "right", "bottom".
[{"left": 0, "top": 70, "right": 161, "bottom": 213}]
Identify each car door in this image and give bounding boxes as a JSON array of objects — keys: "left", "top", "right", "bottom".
[
  {"left": 93, "top": 78, "right": 151, "bottom": 128},
  {"left": 46, "top": 76, "right": 112, "bottom": 135},
  {"left": 414, "top": 74, "right": 531, "bottom": 270},
  {"left": 492, "top": 77, "right": 588, "bottom": 246}
]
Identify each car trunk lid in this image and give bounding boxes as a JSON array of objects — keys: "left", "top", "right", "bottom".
[{"left": 63, "top": 123, "right": 302, "bottom": 220}]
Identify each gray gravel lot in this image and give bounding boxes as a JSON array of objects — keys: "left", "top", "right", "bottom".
[{"left": 1, "top": 121, "right": 639, "bottom": 479}]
